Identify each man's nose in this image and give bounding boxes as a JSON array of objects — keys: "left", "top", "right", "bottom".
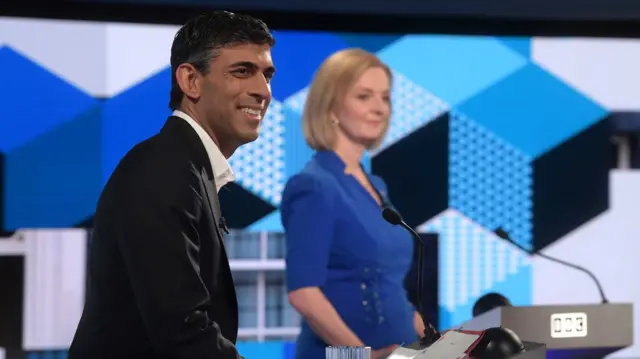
[{"left": 248, "top": 75, "right": 271, "bottom": 102}]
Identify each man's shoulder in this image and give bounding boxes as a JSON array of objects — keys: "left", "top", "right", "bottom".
[
  {"left": 121, "top": 134, "right": 179, "bottom": 169},
  {"left": 104, "top": 133, "right": 198, "bottom": 192}
]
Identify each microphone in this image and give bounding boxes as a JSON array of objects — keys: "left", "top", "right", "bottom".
[
  {"left": 494, "top": 227, "right": 608, "bottom": 304},
  {"left": 382, "top": 207, "right": 441, "bottom": 346}
]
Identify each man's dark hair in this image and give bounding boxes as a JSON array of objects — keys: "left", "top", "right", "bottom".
[
  {"left": 472, "top": 292, "right": 512, "bottom": 317},
  {"left": 169, "top": 11, "right": 275, "bottom": 110}
]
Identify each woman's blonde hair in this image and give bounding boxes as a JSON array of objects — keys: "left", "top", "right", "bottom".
[{"left": 302, "top": 48, "right": 392, "bottom": 151}]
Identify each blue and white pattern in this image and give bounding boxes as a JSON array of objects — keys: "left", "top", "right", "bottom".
[
  {"left": 283, "top": 87, "right": 309, "bottom": 114},
  {"left": 373, "top": 71, "right": 449, "bottom": 153},
  {"left": 449, "top": 112, "right": 533, "bottom": 249},
  {"left": 230, "top": 100, "right": 286, "bottom": 205},
  {"left": 417, "top": 209, "right": 531, "bottom": 328}
]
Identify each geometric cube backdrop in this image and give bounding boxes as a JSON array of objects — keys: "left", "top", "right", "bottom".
[{"left": 2, "top": 16, "right": 640, "bottom": 359}]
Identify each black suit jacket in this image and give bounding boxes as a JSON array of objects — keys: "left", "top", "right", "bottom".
[{"left": 68, "top": 117, "right": 241, "bottom": 359}]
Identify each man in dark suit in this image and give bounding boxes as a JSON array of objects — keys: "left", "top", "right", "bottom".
[{"left": 68, "top": 11, "right": 276, "bottom": 359}]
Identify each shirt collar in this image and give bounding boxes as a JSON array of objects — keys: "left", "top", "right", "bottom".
[{"left": 172, "top": 110, "right": 235, "bottom": 191}]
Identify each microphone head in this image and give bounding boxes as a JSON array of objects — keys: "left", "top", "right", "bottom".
[
  {"left": 471, "top": 327, "right": 525, "bottom": 359},
  {"left": 382, "top": 207, "right": 403, "bottom": 225}
]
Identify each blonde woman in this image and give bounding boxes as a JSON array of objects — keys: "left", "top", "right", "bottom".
[{"left": 281, "top": 49, "right": 424, "bottom": 359}]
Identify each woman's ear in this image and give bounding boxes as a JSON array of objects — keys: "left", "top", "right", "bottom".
[{"left": 330, "top": 113, "right": 339, "bottom": 125}]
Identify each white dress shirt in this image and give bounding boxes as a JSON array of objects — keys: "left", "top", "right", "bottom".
[{"left": 172, "top": 110, "right": 235, "bottom": 192}]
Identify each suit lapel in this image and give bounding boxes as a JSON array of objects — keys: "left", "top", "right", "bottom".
[
  {"left": 199, "top": 168, "right": 227, "bottom": 243},
  {"left": 199, "top": 168, "right": 239, "bottom": 317},
  {"left": 169, "top": 118, "right": 240, "bottom": 332}
]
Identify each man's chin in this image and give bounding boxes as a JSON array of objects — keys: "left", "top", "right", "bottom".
[{"left": 238, "top": 131, "right": 260, "bottom": 145}]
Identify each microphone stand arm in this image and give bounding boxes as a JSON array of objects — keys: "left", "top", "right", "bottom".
[{"left": 402, "top": 222, "right": 441, "bottom": 346}]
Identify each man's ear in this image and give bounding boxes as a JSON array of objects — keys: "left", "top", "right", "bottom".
[{"left": 175, "top": 63, "right": 202, "bottom": 102}]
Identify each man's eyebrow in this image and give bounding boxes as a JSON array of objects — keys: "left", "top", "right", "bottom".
[
  {"left": 229, "top": 61, "right": 259, "bottom": 69},
  {"left": 229, "top": 61, "right": 276, "bottom": 75}
]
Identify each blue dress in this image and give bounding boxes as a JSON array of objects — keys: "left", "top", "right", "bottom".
[{"left": 281, "top": 151, "right": 418, "bottom": 359}]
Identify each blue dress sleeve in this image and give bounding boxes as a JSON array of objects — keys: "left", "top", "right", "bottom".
[{"left": 281, "top": 173, "right": 335, "bottom": 292}]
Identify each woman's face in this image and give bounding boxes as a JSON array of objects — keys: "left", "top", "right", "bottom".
[{"left": 334, "top": 67, "right": 391, "bottom": 148}]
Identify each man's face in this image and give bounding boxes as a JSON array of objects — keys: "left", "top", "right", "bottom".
[{"left": 200, "top": 43, "right": 275, "bottom": 153}]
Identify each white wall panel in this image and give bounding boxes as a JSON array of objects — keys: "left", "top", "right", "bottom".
[
  {"left": 0, "top": 17, "right": 106, "bottom": 97},
  {"left": 105, "top": 22, "right": 179, "bottom": 96},
  {"left": 533, "top": 37, "right": 640, "bottom": 111},
  {"left": 21, "top": 229, "right": 88, "bottom": 350}
]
